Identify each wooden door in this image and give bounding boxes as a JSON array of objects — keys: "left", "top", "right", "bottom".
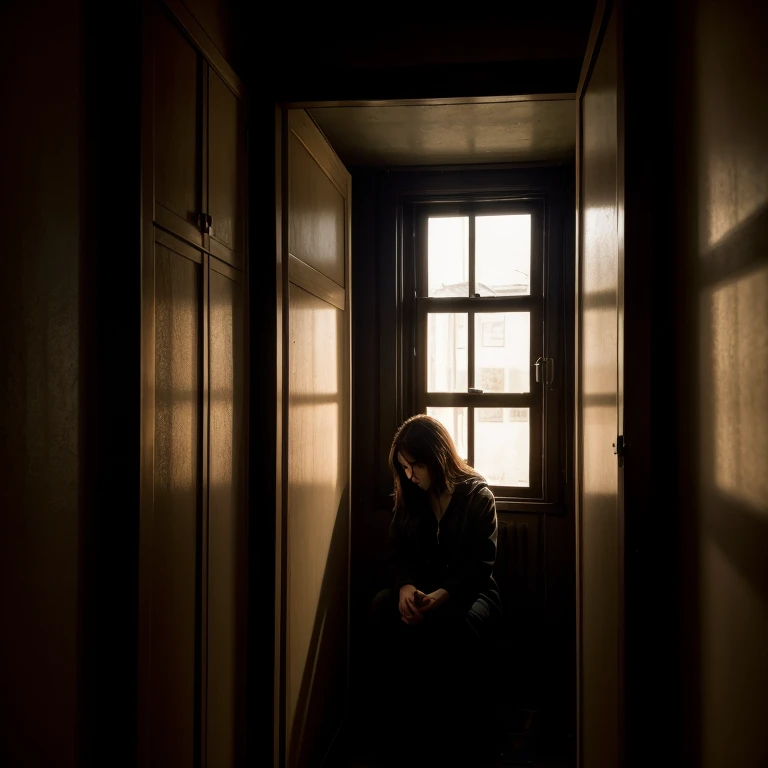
[
  {"left": 141, "top": 242, "right": 249, "bottom": 766},
  {"left": 576, "top": 2, "right": 625, "bottom": 766},
  {"left": 207, "top": 257, "right": 248, "bottom": 766},
  {"left": 151, "top": 5, "right": 205, "bottom": 249},
  {"left": 279, "top": 109, "right": 351, "bottom": 768},
  {"left": 147, "top": 230, "right": 204, "bottom": 764},
  {"left": 208, "top": 68, "right": 247, "bottom": 270}
]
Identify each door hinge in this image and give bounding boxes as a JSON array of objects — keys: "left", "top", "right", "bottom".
[{"left": 613, "top": 435, "right": 626, "bottom": 467}]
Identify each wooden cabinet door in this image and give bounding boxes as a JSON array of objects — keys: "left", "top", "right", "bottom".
[
  {"left": 142, "top": 4, "right": 249, "bottom": 765},
  {"left": 152, "top": 7, "right": 204, "bottom": 248},
  {"left": 208, "top": 68, "right": 247, "bottom": 270},
  {"left": 206, "top": 258, "right": 247, "bottom": 766},
  {"left": 148, "top": 229, "right": 204, "bottom": 763}
]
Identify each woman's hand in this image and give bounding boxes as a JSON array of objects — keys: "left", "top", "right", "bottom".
[
  {"left": 398, "top": 584, "right": 425, "bottom": 625},
  {"left": 398, "top": 586, "right": 450, "bottom": 624},
  {"left": 415, "top": 588, "right": 449, "bottom": 614}
]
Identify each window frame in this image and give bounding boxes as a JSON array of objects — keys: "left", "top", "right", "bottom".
[{"left": 402, "top": 191, "right": 565, "bottom": 512}]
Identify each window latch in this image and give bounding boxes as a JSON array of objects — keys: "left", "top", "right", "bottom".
[
  {"left": 468, "top": 387, "right": 483, "bottom": 394},
  {"left": 534, "top": 357, "right": 555, "bottom": 385}
]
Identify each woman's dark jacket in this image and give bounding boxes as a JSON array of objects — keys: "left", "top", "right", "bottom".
[{"left": 387, "top": 476, "right": 501, "bottom": 615}]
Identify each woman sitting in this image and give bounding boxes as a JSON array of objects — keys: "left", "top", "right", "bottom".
[{"left": 367, "top": 413, "right": 502, "bottom": 765}]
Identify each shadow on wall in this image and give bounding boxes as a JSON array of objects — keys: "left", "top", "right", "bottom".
[{"left": 696, "top": 200, "right": 768, "bottom": 766}]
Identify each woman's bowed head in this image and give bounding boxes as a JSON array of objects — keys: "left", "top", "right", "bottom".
[{"left": 388, "top": 413, "right": 487, "bottom": 625}]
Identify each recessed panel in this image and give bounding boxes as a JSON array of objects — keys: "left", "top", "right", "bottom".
[{"left": 289, "top": 135, "right": 345, "bottom": 287}]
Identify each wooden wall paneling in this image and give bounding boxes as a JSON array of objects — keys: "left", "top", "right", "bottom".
[
  {"left": 207, "top": 259, "right": 247, "bottom": 766},
  {"left": 283, "top": 109, "right": 351, "bottom": 768},
  {"left": 286, "top": 284, "right": 349, "bottom": 767},
  {"left": 288, "top": 110, "right": 348, "bottom": 287},
  {"left": 152, "top": 6, "right": 204, "bottom": 248},
  {"left": 288, "top": 254, "right": 345, "bottom": 311},
  {"left": 208, "top": 68, "right": 247, "bottom": 270},
  {"left": 495, "top": 513, "right": 542, "bottom": 707}
]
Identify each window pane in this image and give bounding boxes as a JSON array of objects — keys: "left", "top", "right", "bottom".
[
  {"left": 475, "top": 312, "right": 530, "bottom": 393},
  {"left": 426, "top": 406, "right": 468, "bottom": 460},
  {"left": 475, "top": 214, "right": 531, "bottom": 296},
  {"left": 474, "top": 408, "right": 530, "bottom": 487},
  {"left": 428, "top": 313, "right": 468, "bottom": 392},
  {"left": 428, "top": 217, "right": 469, "bottom": 297}
]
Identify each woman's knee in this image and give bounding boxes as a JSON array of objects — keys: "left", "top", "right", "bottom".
[{"left": 369, "top": 587, "right": 398, "bottom": 627}]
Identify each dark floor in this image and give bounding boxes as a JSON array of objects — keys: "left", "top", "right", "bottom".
[{"left": 326, "top": 707, "right": 574, "bottom": 768}]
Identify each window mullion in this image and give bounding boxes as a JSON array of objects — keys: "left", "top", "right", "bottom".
[
  {"left": 416, "top": 302, "right": 424, "bottom": 414},
  {"left": 468, "top": 214, "right": 476, "bottom": 299},
  {"left": 468, "top": 214, "right": 476, "bottom": 465}
]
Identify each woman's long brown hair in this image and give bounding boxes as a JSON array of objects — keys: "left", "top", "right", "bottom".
[{"left": 388, "top": 413, "right": 483, "bottom": 518}]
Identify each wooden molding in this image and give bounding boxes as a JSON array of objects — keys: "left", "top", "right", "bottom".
[
  {"left": 288, "top": 254, "right": 345, "bottom": 312},
  {"left": 162, "top": 0, "right": 246, "bottom": 101},
  {"left": 575, "top": 0, "right": 610, "bottom": 100},
  {"left": 288, "top": 110, "right": 351, "bottom": 198},
  {"left": 282, "top": 92, "right": 576, "bottom": 109}
]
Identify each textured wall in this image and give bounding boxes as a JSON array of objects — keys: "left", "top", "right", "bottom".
[
  {"left": 1, "top": 2, "right": 83, "bottom": 765},
  {"left": 687, "top": 2, "right": 768, "bottom": 765}
]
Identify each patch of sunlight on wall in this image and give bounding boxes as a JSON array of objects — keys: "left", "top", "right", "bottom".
[
  {"left": 705, "top": 149, "right": 767, "bottom": 250},
  {"left": 698, "top": 5, "right": 768, "bottom": 250},
  {"left": 286, "top": 396, "right": 342, "bottom": 756},
  {"left": 160, "top": 290, "right": 197, "bottom": 494},
  {"left": 312, "top": 304, "right": 340, "bottom": 395},
  {"left": 288, "top": 403, "right": 341, "bottom": 492},
  {"left": 708, "top": 263, "right": 768, "bottom": 514},
  {"left": 582, "top": 205, "right": 618, "bottom": 291},
  {"left": 209, "top": 296, "right": 235, "bottom": 486},
  {"left": 167, "top": 400, "right": 196, "bottom": 492},
  {"left": 290, "top": 303, "right": 340, "bottom": 398},
  {"left": 581, "top": 304, "right": 617, "bottom": 395}
]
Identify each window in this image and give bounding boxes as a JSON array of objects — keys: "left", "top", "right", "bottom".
[{"left": 404, "top": 195, "right": 565, "bottom": 509}]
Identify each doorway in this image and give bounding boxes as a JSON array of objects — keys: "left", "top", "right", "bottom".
[{"left": 274, "top": 96, "right": 579, "bottom": 767}]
